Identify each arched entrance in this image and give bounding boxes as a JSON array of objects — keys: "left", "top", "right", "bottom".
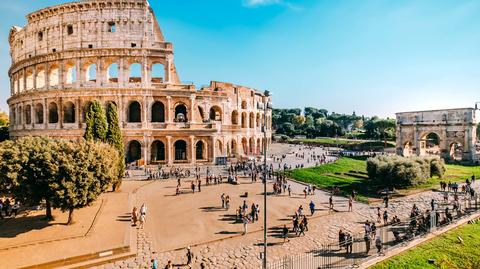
[
  {"left": 241, "top": 138, "right": 248, "bottom": 155},
  {"left": 230, "top": 139, "right": 237, "bottom": 157},
  {"left": 128, "top": 101, "right": 141, "bottom": 122},
  {"left": 196, "top": 140, "right": 206, "bottom": 160},
  {"left": 421, "top": 133, "right": 441, "bottom": 156},
  {"left": 150, "top": 140, "right": 166, "bottom": 163},
  {"left": 403, "top": 142, "right": 414, "bottom": 157},
  {"left": 127, "top": 140, "right": 142, "bottom": 163},
  {"left": 450, "top": 142, "right": 463, "bottom": 161},
  {"left": 175, "top": 103, "right": 188, "bottom": 122},
  {"left": 174, "top": 140, "right": 187, "bottom": 161},
  {"left": 151, "top": 101, "right": 165, "bottom": 122}
]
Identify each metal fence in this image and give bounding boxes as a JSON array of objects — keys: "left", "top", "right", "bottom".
[{"left": 268, "top": 193, "right": 479, "bottom": 269}]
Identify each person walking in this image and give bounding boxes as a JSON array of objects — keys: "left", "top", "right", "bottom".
[
  {"left": 140, "top": 203, "right": 147, "bottom": 217},
  {"left": 131, "top": 207, "right": 138, "bottom": 226},
  {"left": 186, "top": 247, "right": 193, "bottom": 265},
  {"left": 139, "top": 213, "right": 145, "bottom": 229},
  {"left": 288, "top": 185, "right": 292, "bottom": 197},
  {"left": 383, "top": 210, "right": 388, "bottom": 225},
  {"left": 348, "top": 196, "right": 353, "bottom": 212},
  {"left": 242, "top": 216, "right": 249, "bottom": 235},
  {"left": 309, "top": 201, "right": 315, "bottom": 215},
  {"left": 375, "top": 235, "right": 383, "bottom": 254},
  {"left": 165, "top": 260, "right": 173, "bottom": 269},
  {"left": 364, "top": 232, "right": 371, "bottom": 254},
  {"left": 329, "top": 195, "right": 334, "bottom": 213},
  {"left": 282, "top": 225, "right": 289, "bottom": 243}
]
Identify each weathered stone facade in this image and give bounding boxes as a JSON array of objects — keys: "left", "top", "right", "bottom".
[
  {"left": 7, "top": 0, "right": 272, "bottom": 165},
  {"left": 396, "top": 108, "right": 478, "bottom": 162}
]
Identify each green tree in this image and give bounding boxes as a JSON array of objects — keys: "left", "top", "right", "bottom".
[
  {"left": 106, "top": 102, "right": 125, "bottom": 191},
  {"left": 53, "top": 140, "right": 119, "bottom": 225},
  {"left": 84, "top": 100, "right": 107, "bottom": 142},
  {"left": 0, "top": 111, "right": 9, "bottom": 142}
]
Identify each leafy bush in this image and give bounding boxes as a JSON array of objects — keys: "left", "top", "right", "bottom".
[{"left": 366, "top": 156, "right": 445, "bottom": 187}]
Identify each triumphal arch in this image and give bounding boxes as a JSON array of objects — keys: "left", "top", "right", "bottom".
[
  {"left": 396, "top": 108, "right": 478, "bottom": 162},
  {"left": 7, "top": 0, "right": 272, "bottom": 165}
]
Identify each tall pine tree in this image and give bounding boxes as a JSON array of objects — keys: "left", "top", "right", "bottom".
[
  {"left": 106, "top": 102, "right": 125, "bottom": 191},
  {"left": 84, "top": 100, "right": 107, "bottom": 142}
]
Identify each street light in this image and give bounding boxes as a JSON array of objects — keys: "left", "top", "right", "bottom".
[{"left": 257, "top": 90, "right": 272, "bottom": 269}]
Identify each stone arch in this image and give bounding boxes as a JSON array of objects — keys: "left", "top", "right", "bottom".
[
  {"left": 403, "top": 142, "right": 414, "bottom": 157},
  {"left": 128, "top": 101, "right": 141, "bottom": 123},
  {"left": 63, "top": 101, "right": 75, "bottom": 123},
  {"left": 86, "top": 63, "right": 97, "bottom": 82},
  {"left": 230, "top": 139, "right": 237, "bottom": 156},
  {"left": 174, "top": 103, "right": 188, "bottom": 122},
  {"left": 421, "top": 132, "right": 441, "bottom": 156},
  {"left": 231, "top": 110, "right": 238, "bottom": 125},
  {"left": 48, "top": 102, "right": 59, "bottom": 123},
  {"left": 82, "top": 101, "right": 92, "bottom": 123},
  {"left": 24, "top": 105, "right": 32, "bottom": 124},
  {"left": 256, "top": 113, "right": 261, "bottom": 128},
  {"left": 198, "top": 106, "right": 205, "bottom": 121},
  {"left": 49, "top": 64, "right": 59, "bottom": 86},
  {"left": 249, "top": 112, "right": 255, "bottom": 128},
  {"left": 449, "top": 142, "right": 463, "bottom": 161},
  {"left": 249, "top": 137, "right": 254, "bottom": 154},
  {"left": 216, "top": 140, "right": 223, "bottom": 156},
  {"left": 65, "top": 63, "right": 77, "bottom": 84},
  {"left": 126, "top": 140, "right": 142, "bottom": 163},
  {"left": 196, "top": 140, "right": 206, "bottom": 160},
  {"left": 151, "top": 101, "right": 165, "bottom": 122},
  {"left": 209, "top": 106, "right": 222, "bottom": 121},
  {"left": 34, "top": 103, "right": 44, "bottom": 124},
  {"left": 128, "top": 63, "right": 142, "bottom": 83},
  {"left": 107, "top": 63, "right": 119, "bottom": 82},
  {"left": 151, "top": 63, "right": 165, "bottom": 83},
  {"left": 257, "top": 138, "right": 261, "bottom": 154},
  {"left": 241, "top": 112, "right": 247, "bottom": 128},
  {"left": 174, "top": 140, "right": 188, "bottom": 161},
  {"left": 17, "top": 105, "right": 22, "bottom": 125},
  {"left": 150, "top": 140, "right": 166, "bottom": 162},
  {"left": 25, "top": 69, "right": 34, "bottom": 91},
  {"left": 36, "top": 67, "right": 46, "bottom": 88},
  {"left": 241, "top": 137, "right": 248, "bottom": 155}
]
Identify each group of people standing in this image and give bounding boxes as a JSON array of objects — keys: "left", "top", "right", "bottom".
[{"left": 131, "top": 203, "right": 147, "bottom": 229}]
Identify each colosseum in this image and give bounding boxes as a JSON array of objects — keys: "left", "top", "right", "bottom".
[{"left": 7, "top": 0, "right": 272, "bottom": 165}]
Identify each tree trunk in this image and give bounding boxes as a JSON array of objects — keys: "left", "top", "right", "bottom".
[
  {"left": 67, "top": 208, "right": 75, "bottom": 225},
  {"left": 45, "top": 199, "right": 54, "bottom": 221}
]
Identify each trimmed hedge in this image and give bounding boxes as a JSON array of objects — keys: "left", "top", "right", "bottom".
[{"left": 366, "top": 156, "right": 445, "bottom": 187}]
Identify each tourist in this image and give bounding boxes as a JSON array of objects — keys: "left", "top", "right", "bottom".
[
  {"left": 131, "top": 207, "right": 138, "bottom": 226},
  {"left": 191, "top": 181, "right": 195, "bottom": 194},
  {"left": 383, "top": 194, "right": 389, "bottom": 208},
  {"left": 221, "top": 193, "right": 225, "bottom": 209},
  {"left": 139, "top": 213, "right": 145, "bottom": 229},
  {"left": 376, "top": 207, "right": 381, "bottom": 223},
  {"left": 288, "top": 185, "right": 292, "bottom": 197},
  {"left": 225, "top": 195, "right": 231, "bottom": 210},
  {"left": 309, "top": 201, "right": 315, "bottom": 215},
  {"left": 186, "top": 247, "right": 193, "bottom": 265},
  {"left": 383, "top": 210, "right": 388, "bottom": 225},
  {"left": 348, "top": 196, "right": 353, "bottom": 212},
  {"left": 140, "top": 203, "right": 147, "bottom": 217},
  {"left": 338, "top": 229, "right": 346, "bottom": 250},
  {"left": 165, "top": 260, "right": 173, "bottom": 269},
  {"left": 375, "top": 235, "right": 382, "bottom": 253},
  {"left": 242, "top": 215, "right": 249, "bottom": 235},
  {"left": 151, "top": 258, "right": 158, "bottom": 269},
  {"left": 302, "top": 216, "right": 309, "bottom": 231},
  {"left": 329, "top": 195, "right": 334, "bottom": 213},
  {"left": 345, "top": 233, "right": 353, "bottom": 254},
  {"left": 364, "top": 232, "right": 371, "bottom": 254},
  {"left": 250, "top": 203, "right": 256, "bottom": 223},
  {"left": 303, "top": 188, "right": 307, "bottom": 199},
  {"left": 197, "top": 180, "right": 201, "bottom": 192},
  {"left": 11, "top": 201, "right": 19, "bottom": 217},
  {"left": 282, "top": 225, "right": 289, "bottom": 243},
  {"left": 371, "top": 222, "right": 377, "bottom": 237}
]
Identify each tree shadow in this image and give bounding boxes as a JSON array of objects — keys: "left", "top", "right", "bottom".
[
  {"left": 0, "top": 215, "right": 55, "bottom": 238},
  {"left": 200, "top": 206, "right": 224, "bottom": 212}
]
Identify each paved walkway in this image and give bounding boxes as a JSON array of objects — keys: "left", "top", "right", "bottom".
[{"left": 94, "top": 144, "right": 479, "bottom": 269}]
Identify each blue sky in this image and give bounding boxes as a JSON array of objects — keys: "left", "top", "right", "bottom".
[{"left": 1, "top": 0, "right": 479, "bottom": 117}]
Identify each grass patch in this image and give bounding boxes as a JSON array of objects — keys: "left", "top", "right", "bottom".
[
  {"left": 289, "top": 158, "right": 480, "bottom": 202},
  {"left": 291, "top": 138, "right": 396, "bottom": 150},
  {"left": 371, "top": 221, "right": 480, "bottom": 269}
]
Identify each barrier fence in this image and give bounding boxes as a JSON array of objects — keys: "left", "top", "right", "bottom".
[{"left": 268, "top": 193, "right": 479, "bottom": 269}]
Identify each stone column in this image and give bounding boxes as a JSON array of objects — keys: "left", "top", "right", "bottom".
[
  {"left": 30, "top": 101, "right": 34, "bottom": 128},
  {"left": 96, "top": 58, "right": 103, "bottom": 87},
  {"left": 142, "top": 95, "right": 148, "bottom": 129},
  {"left": 190, "top": 135, "right": 196, "bottom": 164},
  {"left": 75, "top": 58, "right": 81, "bottom": 88},
  {"left": 76, "top": 98, "right": 82, "bottom": 128},
  {"left": 190, "top": 95, "right": 195, "bottom": 123},
  {"left": 119, "top": 57, "right": 125, "bottom": 87},
  {"left": 45, "top": 63, "right": 50, "bottom": 89},
  {"left": 32, "top": 67, "right": 37, "bottom": 90},
  {"left": 43, "top": 98, "right": 47, "bottom": 128},
  {"left": 165, "top": 54, "right": 172, "bottom": 83},
  {"left": 166, "top": 135, "right": 173, "bottom": 165},
  {"left": 413, "top": 124, "right": 420, "bottom": 156},
  {"left": 166, "top": 96, "right": 172, "bottom": 123}
]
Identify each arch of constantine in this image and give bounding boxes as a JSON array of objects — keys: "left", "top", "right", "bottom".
[
  {"left": 396, "top": 108, "right": 478, "bottom": 162},
  {"left": 7, "top": 0, "right": 272, "bottom": 165}
]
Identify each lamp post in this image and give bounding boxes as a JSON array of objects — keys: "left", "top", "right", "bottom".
[{"left": 258, "top": 91, "right": 272, "bottom": 269}]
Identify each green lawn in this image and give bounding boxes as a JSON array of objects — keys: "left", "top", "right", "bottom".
[
  {"left": 291, "top": 138, "right": 396, "bottom": 149},
  {"left": 289, "top": 158, "right": 480, "bottom": 203},
  {"left": 371, "top": 221, "right": 480, "bottom": 269}
]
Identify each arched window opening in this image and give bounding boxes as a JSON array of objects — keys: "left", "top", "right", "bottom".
[
  {"left": 86, "top": 64, "right": 97, "bottom": 82},
  {"left": 198, "top": 106, "right": 205, "bottom": 121},
  {"left": 216, "top": 140, "right": 223, "bottom": 156},
  {"left": 209, "top": 106, "right": 222, "bottom": 121},
  {"left": 241, "top": 112, "right": 247, "bottom": 128},
  {"left": 25, "top": 105, "right": 31, "bottom": 124},
  {"left": 196, "top": 141, "right": 205, "bottom": 160},
  {"left": 129, "top": 63, "right": 142, "bottom": 83},
  {"left": 230, "top": 139, "right": 237, "bottom": 156},
  {"left": 128, "top": 101, "right": 141, "bottom": 123},
  {"left": 11, "top": 108, "right": 16, "bottom": 126},
  {"left": 151, "top": 63, "right": 165, "bottom": 83},
  {"left": 66, "top": 65, "right": 77, "bottom": 84},
  {"left": 48, "top": 102, "right": 59, "bottom": 123},
  {"left": 241, "top": 100, "right": 247, "bottom": 109},
  {"left": 107, "top": 63, "right": 119, "bottom": 82},
  {"left": 17, "top": 106, "right": 22, "bottom": 125},
  {"left": 35, "top": 103, "right": 44, "bottom": 124},
  {"left": 242, "top": 138, "right": 248, "bottom": 155},
  {"left": 175, "top": 104, "right": 188, "bottom": 122},
  {"left": 26, "top": 71, "right": 34, "bottom": 90},
  {"left": 151, "top": 101, "right": 165, "bottom": 122},
  {"left": 18, "top": 76, "right": 24, "bottom": 92},
  {"left": 13, "top": 78, "right": 18, "bottom": 94},
  {"left": 49, "top": 66, "right": 59, "bottom": 86},
  {"left": 450, "top": 142, "right": 463, "bottom": 161},
  {"left": 232, "top": 110, "right": 238, "bottom": 125},
  {"left": 127, "top": 140, "right": 142, "bottom": 163},
  {"left": 36, "top": 69, "right": 46, "bottom": 88},
  {"left": 256, "top": 113, "right": 260, "bottom": 128},
  {"left": 174, "top": 140, "right": 187, "bottom": 161},
  {"left": 151, "top": 140, "right": 166, "bottom": 162},
  {"left": 63, "top": 101, "right": 75, "bottom": 123},
  {"left": 249, "top": 112, "right": 255, "bottom": 128},
  {"left": 257, "top": 138, "right": 261, "bottom": 154},
  {"left": 249, "top": 138, "right": 254, "bottom": 154}
]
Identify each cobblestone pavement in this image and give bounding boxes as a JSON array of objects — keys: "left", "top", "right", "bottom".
[{"left": 96, "top": 144, "right": 480, "bottom": 269}]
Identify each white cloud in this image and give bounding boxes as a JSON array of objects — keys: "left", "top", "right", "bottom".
[{"left": 242, "top": 0, "right": 282, "bottom": 7}]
